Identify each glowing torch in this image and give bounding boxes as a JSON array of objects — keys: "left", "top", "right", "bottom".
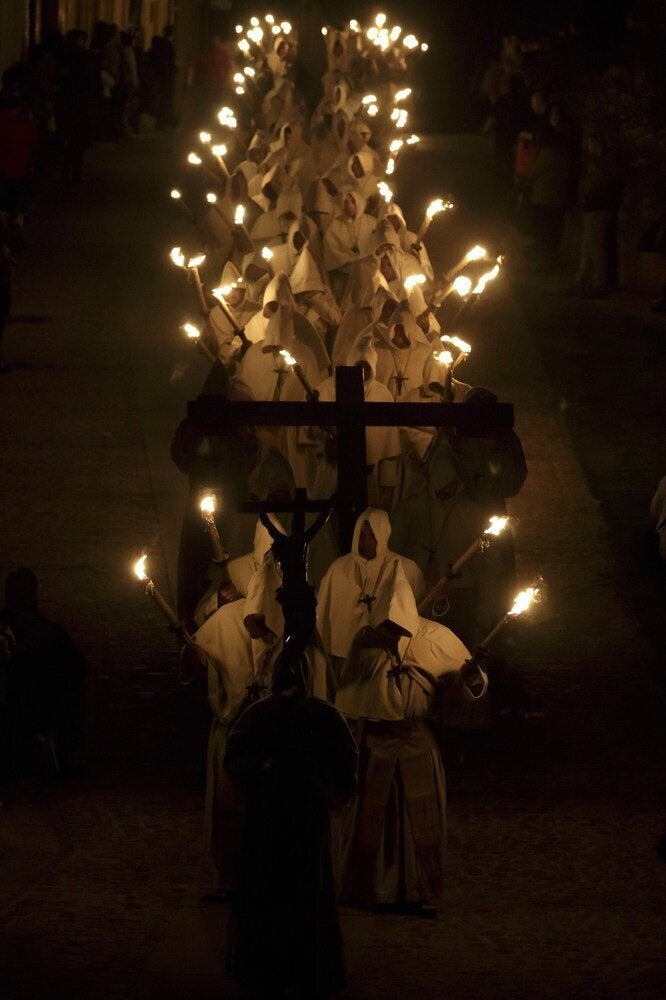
[
  {"left": 417, "top": 516, "right": 512, "bottom": 613},
  {"left": 199, "top": 494, "right": 229, "bottom": 563},
  {"left": 445, "top": 244, "right": 489, "bottom": 282},
  {"left": 133, "top": 555, "right": 195, "bottom": 647},
  {"left": 416, "top": 197, "right": 454, "bottom": 244},
  {"left": 279, "top": 349, "right": 319, "bottom": 402}
]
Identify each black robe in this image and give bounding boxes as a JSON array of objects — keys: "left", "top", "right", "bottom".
[{"left": 224, "top": 693, "right": 358, "bottom": 995}]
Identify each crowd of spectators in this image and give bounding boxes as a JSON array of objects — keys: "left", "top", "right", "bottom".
[{"left": 476, "top": 10, "right": 666, "bottom": 302}]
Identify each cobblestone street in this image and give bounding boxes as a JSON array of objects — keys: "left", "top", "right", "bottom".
[{"left": 0, "top": 133, "right": 664, "bottom": 1000}]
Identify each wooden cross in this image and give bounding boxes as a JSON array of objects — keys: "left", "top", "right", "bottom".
[
  {"left": 359, "top": 593, "right": 377, "bottom": 613},
  {"left": 188, "top": 365, "right": 514, "bottom": 552}
]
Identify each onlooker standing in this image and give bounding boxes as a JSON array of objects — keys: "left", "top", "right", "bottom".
[
  {"left": 58, "top": 30, "right": 95, "bottom": 181},
  {"left": 575, "top": 134, "right": 621, "bottom": 296},
  {"left": 0, "top": 84, "right": 38, "bottom": 222},
  {"left": 523, "top": 94, "right": 570, "bottom": 270}
]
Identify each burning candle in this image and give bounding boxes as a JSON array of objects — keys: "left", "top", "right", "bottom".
[
  {"left": 211, "top": 287, "right": 250, "bottom": 347},
  {"left": 440, "top": 334, "right": 472, "bottom": 371},
  {"left": 234, "top": 204, "right": 245, "bottom": 226},
  {"left": 211, "top": 143, "right": 230, "bottom": 179},
  {"left": 279, "top": 349, "right": 319, "bottom": 401},
  {"left": 182, "top": 322, "right": 216, "bottom": 363},
  {"left": 378, "top": 181, "right": 394, "bottom": 203},
  {"left": 367, "top": 104, "right": 379, "bottom": 118},
  {"left": 261, "top": 245, "right": 274, "bottom": 275},
  {"left": 199, "top": 494, "right": 228, "bottom": 562},
  {"left": 445, "top": 245, "right": 489, "bottom": 282},
  {"left": 404, "top": 273, "right": 426, "bottom": 292},
  {"left": 133, "top": 555, "right": 195, "bottom": 646},
  {"left": 477, "top": 585, "right": 540, "bottom": 650},
  {"left": 416, "top": 197, "right": 454, "bottom": 243},
  {"left": 394, "top": 87, "right": 412, "bottom": 102},
  {"left": 186, "top": 253, "right": 208, "bottom": 314},
  {"left": 170, "top": 189, "right": 196, "bottom": 223},
  {"left": 362, "top": 94, "right": 378, "bottom": 106}
]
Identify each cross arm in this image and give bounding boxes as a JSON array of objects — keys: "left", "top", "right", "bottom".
[{"left": 187, "top": 396, "right": 514, "bottom": 432}]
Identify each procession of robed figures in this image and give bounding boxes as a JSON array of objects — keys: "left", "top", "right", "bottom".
[{"left": 131, "top": 12, "right": 543, "bottom": 996}]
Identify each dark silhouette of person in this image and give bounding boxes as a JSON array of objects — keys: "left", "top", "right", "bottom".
[
  {"left": 224, "top": 654, "right": 358, "bottom": 998},
  {"left": 2, "top": 568, "right": 86, "bottom": 777}
]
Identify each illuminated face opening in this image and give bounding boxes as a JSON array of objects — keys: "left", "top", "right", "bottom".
[
  {"left": 284, "top": 125, "right": 293, "bottom": 148},
  {"left": 292, "top": 230, "right": 306, "bottom": 252},
  {"left": 264, "top": 300, "right": 279, "bottom": 316},
  {"left": 227, "top": 286, "right": 244, "bottom": 308},
  {"left": 380, "top": 299, "right": 397, "bottom": 324},
  {"left": 358, "top": 519, "right": 377, "bottom": 559},
  {"left": 249, "top": 146, "right": 267, "bottom": 163},
  {"left": 350, "top": 155, "right": 365, "bottom": 179},
  {"left": 333, "top": 38, "right": 344, "bottom": 58},
  {"left": 416, "top": 309, "right": 430, "bottom": 332},
  {"left": 343, "top": 193, "right": 357, "bottom": 219},
  {"left": 391, "top": 323, "right": 410, "bottom": 349},
  {"left": 380, "top": 253, "right": 397, "bottom": 283}
]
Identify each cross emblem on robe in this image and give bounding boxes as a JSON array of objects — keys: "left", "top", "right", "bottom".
[
  {"left": 359, "top": 593, "right": 377, "bottom": 613},
  {"left": 188, "top": 365, "right": 513, "bottom": 553},
  {"left": 393, "top": 372, "right": 408, "bottom": 397}
]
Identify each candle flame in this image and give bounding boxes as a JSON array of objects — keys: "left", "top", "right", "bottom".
[
  {"left": 473, "top": 264, "right": 500, "bottom": 295},
  {"left": 395, "top": 109, "right": 408, "bottom": 129},
  {"left": 433, "top": 350, "right": 454, "bottom": 365},
  {"left": 389, "top": 138, "right": 403, "bottom": 153},
  {"left": 367, "top": 27, "right": 379, "bottom": 41},
  {"left": 367, "top": 104, "right": 379, "bottom": 117},
  {"left": 235, "top": 24, "right": 243, "bottom": 34},
  {"left": 349, "top": 19, "right": 360, "bottom": 31},
  {"left": 238, "top": 38, "right": 250, "bottom": 52},
  {"left": 170, "top": 246, "right": 185, "bottom": 267},
  {"left": 375, "top": 13, "right": 387, "bottom": 27},
  {"left": 199, "top": 131, "right": 211, "bottom": 144},
  {"left": 248, "top": 27, "right": 263, "bottom": 43},
  {"left": 403, "top": 34, "right": 418, "bottom": 49},
  {"left": 507, "top": 586, "right": 539, "bottom": 617},
  {"left": 233, "top": 72, "right": 244, "bottom": 84},
  {"left": 271, "top": 24, "right": 281, "bottom": 34},
  {"left": 170, "top": 188, "right": 181, "bottom": 199},
  {"left": 441, "top": 334, "right": 472, "bottom": 354},
  {"left": 386, "top": 157, "right": 395, "bottom": 175},
  {"left": 212, "top": 143, "right": 227, "bottom": 158},
  {"left": 261, "top": 246, "right": 274, "bottom": 261},
  {"left": 200, "top": 494, "right": 216, "bottom": 515},
  {"left": 406, "top": 134, "right": 420, "bottom": 145},
  {"left": 377, "top": 181, "right": 393, "bottom": 202},
  {"left": 390, "top": 26, "right": 402, "bottom": 41},
  {"left": 484, "top": 515, "right": 509, "bottom": 537},
  {"left": 134, "top": 555, "right": 148, "bottom": 581},
  {"left": 187, "top": 253, "right": 206, "bottom": 268},
  {"left": 235, "top": 86, "right": 245, "bottom": 96},
  {"left": 362, "top": 94, "right": 378, "bottom": 105},
  {"left": 321, "top": 26, "right": 328, "bottom": 35},
  {"left": 394, "top": 87, "right": 412, "bottom": 102},
  {"left": 265, "top": 14, "right": 275, "bottom": 24},
  {"left": 206, "top": 192, "right": 217, "bottom": 204},
  {"left": 250, "top": 16, "right": 259, "bottom": 27},
  {"left": 466, "top": 245, "right": 487, "bottom": 262},
  {"left": 421, "top": 42, "right": 429, "bottom": 52},
  {"left": 244, "top": 66, "right": 255, "bottom": 77},
  {"left": 404, "top": 274, "right": 426, "bottom": 291},
  {"left": 453, "top": 275, "right": 473, "bottom": 297},
  {"left": 182, "top": 322, "right": 201, "bottom": 339},
  {"left": 234, "top": 204, "right": 245, "bottom": 225},
  {"left": 280, "top": 21, "right": 292, "bottom": 34},
  {"left": 279, "top": 349, "right": 296, "bottom": 366},
  {"left": 426, "top": 198, "right": 451, "bottom": 219},
  {"left": 187, "top": 152, "right": 202, "bottom": 165}
]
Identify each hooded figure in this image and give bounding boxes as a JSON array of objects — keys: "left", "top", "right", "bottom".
[
  {"left": 348, "top": 119, "right": 383, "bottom": 172},
  {"left": 244, "top": 271, "right": 330, "bottom": 371},
  {"left": 347, "top": 149, "right": 380, "bottom": 204},
  {"left": 334, "top": 588, "right": 486, "bottom": 912},
  {"left": 390, "top": 431, "right": 514, "bottom": 648},
  {"left": 250, "top": 181, "right": 302, "bottom": 245},
  {"left": 290, "top": 247, "right": 341, "bottom": 341},
  {"left": 314, "top": 107, "right": 351, "bottom": 175},
  {"left": 377, "top": 200, "right": 434, "bottom": 281},
  {"left": 316, "top": 508, "right": 425, "bottom": 664},
  {"left": 239, "top": 275, "right": 321, "bottom": 488},
  {"left": 331, "top": 270, "right": 390, "bottom": 365},
  {"left": 240, "top": 250, "right": 273, "bottom": 305},
  {"left": 265, "top": 121, "right": 316, "bottom": 199},
  {"left": 208, "top": 263, "right": 261, "bottom": 360},
  {"left": 373, "top": 304, "right": 432, "bottom": 400},
  {"left": 395, "top": 352, "right": 473, "bottom": 502},
  {"left": 323, "top": 187, "right": 376, "bottom": 289},
  {"left": 269, "top": 217, "right": 319, "bottom": 278},
  {"left": 193, "top": 516, "right": 279, "bottom": 628},
  {"left": 404, "top": 281, "right": 441, "bottom": 341}
]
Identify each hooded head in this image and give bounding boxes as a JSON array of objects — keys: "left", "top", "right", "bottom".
[
  {"left": 340, "top": 186, "right": 366, "bottom": 222},
  {"left": 349, "top": 120, "right": 372, "bottom": 154},
  {"left": 347, "top": 330, "right": 377, "bottom": 381},
  {"left": 374, "top": 218, "right": 401, "bottom": 253},
  {"left": 229, "top": 169, "right": 249, "bottom": 203},
  {"left": 290, "top": 247, "right": 326, "bottom": 296},
  {"left": 259, "top": 445, "right": 295, "bottom": 501},
  {"left": 372, "top": 284, "right": 399, "bottom": 324},
  {"left": 275, "top": 184, "right": 303, "bottom": 232},
  {"left": 248, "top": 130, "right": 269, "bottom": 165},
  {"left": 421, "top": 352, "right": 450, "bottom": 395},
  {"left": 351, "top": 507, "right": 391, "bottom": 561},
  {"left": 333, "top": 108, "right": 351, "bottom": 148},
  {"left": 387, "top": 305, "right": 424, "bottom": 350},
  {"left": 348, "top": 149, "right": 374, "bottom": 182},
  {"left": 262, "top": 271, "right": 294, "bottom": 317},
  {"left": 425, "top": 435, "right": 461, "bottom": 503},
  {"left": 242, "top": 250, "right": 272, "bottom": 288},
  {"left": 378, "top": 200, "right": 407, "bottom": 234}
]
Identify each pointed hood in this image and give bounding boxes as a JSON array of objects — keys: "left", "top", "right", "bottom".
[
  {"left": 332, "top": 108, "right": 351, "bottom": 149},
  {"left": 378, "top": 200, "right": 407, "bottom": 232},
  {"left": 262, "top": 271, "right": 294, "bottom": 315},
  {"left": 348, "top": 149, "right": 375, "bottom": 183},
  {"left": 349, "top": 119, "right": 372, "bottom": 146},
  {"left": 243, "top": 557, "right": 284, "bottom": 642},
  {"left": 421, "top": 351, "right": 450, "bottom": 394},
  {"left": 405, "top": 282, "right": 428, "bottom": 317},
  {"left": 369, "top": 557, "right": 420, "bottom": 639},
  {"left": 248, "top": 130, "right": 270, "bottom": 162},
  {"left": 275, "top": 184, "right": 303, "bottom": 220},
  {"left": 374, "top": 218, "right": 401, "bottom": 252},
  {"left": 339, "top": 186, "right": 367, "bottom": 221},
  {"left": 351, "top": 507, "right": 391, "bottom": 561},
  {"left": 371, "top": 284, "right": 399, "bottom": 323},
  {"left": 290, "top": 247, "right": 326, "bottom": 295},
  {"left": 347, "top": 329, "right": 378, "bottom": 379},
  {"left": 220, "top": 260, "right": 241, "bottom": 286}
]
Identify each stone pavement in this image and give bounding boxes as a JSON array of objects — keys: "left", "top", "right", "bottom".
[{"left": 0, "top": 133, "right": 665, "bottom": 1000}]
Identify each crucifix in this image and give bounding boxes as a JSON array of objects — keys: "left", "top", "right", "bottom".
[
  {"left": 188, "top": 365, "right": 514, "bottom": 553},
  {"left": 359, "top": 593, "right": 377, "bottom": 613}
]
